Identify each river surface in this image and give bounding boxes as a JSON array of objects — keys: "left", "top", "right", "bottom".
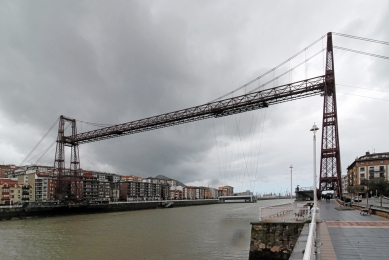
[{"left": 0, "top": 199, "right": 288, "bottom": 260}]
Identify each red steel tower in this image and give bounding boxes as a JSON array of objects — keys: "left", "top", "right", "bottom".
[
  {"left": 54, "top": 115, "right": 82, "bottom": 201},
  {"left": 319, "top": 32, "right": 342, "bottom": 196}
]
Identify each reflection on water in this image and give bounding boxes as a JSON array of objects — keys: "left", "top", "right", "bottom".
[{"left": 0, "top": 199, "right": 288, "bottom": 260}]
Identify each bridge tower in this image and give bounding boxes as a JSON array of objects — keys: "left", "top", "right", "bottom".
[
  {"left": 54, "top": 115, "right": 82, "bottom": 201},
  {"left": 319, "top": 32, "right": 342, "bottom": 197}
]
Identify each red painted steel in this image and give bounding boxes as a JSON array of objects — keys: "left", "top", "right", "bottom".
[
  {"left": 62, "top": 76, "right": 325, "bottom": 145},
  {"left": 54, "top": 76, "right": 326, "bottom": 200},
  {"left": 53, "top": 42, "right": 343, "bottom": 201},
  {"left": 319, "top": 32, "right": 342, "bottom": 197},
  {"left": 54, "top": 116, "right": 82, "bottom": 200}
]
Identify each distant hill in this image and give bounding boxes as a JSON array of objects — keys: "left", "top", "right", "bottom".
[{"left": 155, "top": 175, "right": 186, "bottom": 187}]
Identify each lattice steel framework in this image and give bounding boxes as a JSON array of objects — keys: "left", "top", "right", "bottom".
[
  {"left": 63, "top": 76, "right": 325, "bottom": 145},
  {"left": 319, "top": 32, "right": 342, "bottom": 196},
  {"left": 54, "top": 77, "right": 327, "bottom": 200},
  {"left": 54, "top": 115, "right": 82, "bottom": 200},
  {"left": 53, "top": 33, "right": 346, "bottom": 200}
]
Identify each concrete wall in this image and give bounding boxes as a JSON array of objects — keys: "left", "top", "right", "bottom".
[
  {"left": 0, "top": 200, "right": 219, "bottom": 220},
  {"left": 249, "top": 221, "right": 305, "bottom": 260}
]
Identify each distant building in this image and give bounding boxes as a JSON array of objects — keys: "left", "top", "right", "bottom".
[
  {"left": 235, "top": 190, "right": 253, "bottom": 196},
  {"left": 170, "top": 189, "right": 183, "bottom": 199},
  {"left": 18, "top": 173, "right": 56, "bottom": 202},
  {"left": 346, "top": 151, "right": 389, "bottom": 187},
  {"left": 82, "top": 171, "right": 121, "bottom": 202},
  {"left": 0, "top": 165, "right": 16, "bottom": 178},
  {"left": 0, "top": 178, "right": 32, "bottom": 205},
  {"left": 218, "top": 186, "right": 234, "bottom": 197},
  {"left": 82, "top": 173, "right": 99, "bottom": 202},
  {"left": 0, "top": 164, "right": 23, "bottom": 178},
  {"left": 120, "top": 180, "right": 163, "bottom": 201},
  {"left": 183, "top": 186, "right": 197, "bottom": 199},
  {"left": 341, "top": 174, "right": 348, "bottom": 198},
  {"left": 121, "top": 175, "right": 143, "bottom": 182}
]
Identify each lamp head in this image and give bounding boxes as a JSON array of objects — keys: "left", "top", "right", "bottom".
[{"left": 310, "top": 123, "right": 319, "bottom": 132}]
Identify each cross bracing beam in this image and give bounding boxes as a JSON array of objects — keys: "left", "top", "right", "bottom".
[{"left": 63, "top": 75, "right": 325, "bottom": 145}]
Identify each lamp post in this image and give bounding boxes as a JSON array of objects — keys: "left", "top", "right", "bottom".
[
  {"left": 310, "top": 123, "right": 319, "bottom": 208},
  {"left": 290, "top": 165, "right": 293, "bottom": 203}
]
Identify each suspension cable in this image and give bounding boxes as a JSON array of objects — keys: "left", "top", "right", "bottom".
[
  {"left": 209, "top": 34, "right": 327, "bottom": 102},
  {"left": 337, "top": 84, "right": 389, "bottom": 93},
  {"left": 249, "top": 48, "right": 325, "bottom": 93},
  {"left": 76, "top": 119, "right": 114, "bottom": 128},
  {"left": 20, "top": 117, "right": 60, "bottom": 166},
  {"left": 333, "top": 32, "right": 389, "bottom": 46},
  {"left": 33, "top": 123, "right": 72, "bottom": 164},
  {"left": 337, "top": 91, "right": 389, "bottom": 102},
  {"left": 334, "top": 46, "right": 389, "bottom": 60}
]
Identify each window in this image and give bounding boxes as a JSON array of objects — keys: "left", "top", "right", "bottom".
[
  {"left": 360, "top": 167, "right": 365, "bottom": 172},
  {"left": 380, "top": 161, "right": 384, "bottom": 163},
  {"left": 360, "top": 173, "right": 365, "bottom": 178},
  {"left": 370, "top": 162, "right": 374, "bottom": 164}
]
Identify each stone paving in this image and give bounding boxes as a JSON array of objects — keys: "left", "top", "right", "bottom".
[{"left": 318, "top": 199, "right": 389, "bottom": 260}]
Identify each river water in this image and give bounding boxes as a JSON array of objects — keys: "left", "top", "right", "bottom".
[{"left": 0, "top": 199, "right": 288, "bottom": 260}]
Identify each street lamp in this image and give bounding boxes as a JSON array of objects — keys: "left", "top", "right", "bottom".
[
  {"left": 290, "top": 164, "right": 293, "bottom": 203},
  {"left": 310, "top": 123, "right": 319, "bottom": 208}
]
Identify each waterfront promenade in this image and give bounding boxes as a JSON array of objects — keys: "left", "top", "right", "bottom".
[{"left": 317, "top": 199, "right": 389, "bottom": 260}]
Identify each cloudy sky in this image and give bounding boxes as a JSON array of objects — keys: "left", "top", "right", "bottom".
[{"left": 1, "top": 1, "right": 388, "bottom": 195}]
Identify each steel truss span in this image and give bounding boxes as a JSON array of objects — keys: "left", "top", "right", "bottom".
[
  {"left": 62, "top": 76, "right": 325, "bottom": 145},
  {"left": 54, "top": 32, "right": 344, "bottom": 201}
]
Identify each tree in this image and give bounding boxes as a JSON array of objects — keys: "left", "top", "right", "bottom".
[{"left": 366, "top": 178, "right": 389, "bottom": 208}]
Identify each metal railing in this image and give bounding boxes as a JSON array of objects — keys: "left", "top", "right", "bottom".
[
  {"left": 259, "top": 204, "right": 311, "bottom": 222},
  {"left": 303, "top": 207, "right": 317, "bottom": 260}
]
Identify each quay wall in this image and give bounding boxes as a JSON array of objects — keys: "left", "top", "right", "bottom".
[
  {"left": 0, "top": 200, "right": 219, "bottom": 220},
  {"left": 166, "top": 199, "right": 218, "bottom": 207},
  {"left": 249, "top": 221, "right": 305, "bottom": 260}
]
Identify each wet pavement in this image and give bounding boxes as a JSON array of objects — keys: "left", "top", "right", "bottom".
[{"left": 317, "top": 199, "right": 389, "bottom": 260}]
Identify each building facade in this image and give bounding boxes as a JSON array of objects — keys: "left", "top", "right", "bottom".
[
  {"left": 218, "top": 186, "right": 234, "bottom": 197},
  {"left": 346, "top": 151, "right": 389, "bottom": 189}
]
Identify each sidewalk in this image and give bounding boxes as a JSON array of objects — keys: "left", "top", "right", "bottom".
[{"left": 317, "top": 199, "right": 389, "bottom": 260}]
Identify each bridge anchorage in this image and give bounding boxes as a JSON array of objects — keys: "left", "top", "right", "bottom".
[{"left": 54, "top": 32, "right": 342, "bottom": 201}]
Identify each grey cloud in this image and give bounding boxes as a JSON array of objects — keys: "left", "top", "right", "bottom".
[{"left": 1, "top": 1, "right": 388, "bottom": 193}]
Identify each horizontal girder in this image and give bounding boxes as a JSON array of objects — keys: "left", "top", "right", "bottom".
[{"left": 62, "top": 75, "right": 325, "bottom": 145}]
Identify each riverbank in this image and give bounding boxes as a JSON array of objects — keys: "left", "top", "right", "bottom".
[{"left": 0, "top": 199, "right": 219, "bottom": 220}]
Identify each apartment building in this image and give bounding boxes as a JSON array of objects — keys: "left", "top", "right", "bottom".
[
  {"left": 120, "top": 181, "right": 162, "bottom": 201},
  {"left": 346, "top": 151, "right": 389, "bottom": 186},
  {"left": 83, "top": 173, "right": 99, "bottom": 202},
  {"left": 0, "top": 178, "right": 32, "bottom": 205},
  {"left": 0, "top": 165, "right": 17, "bottom": 178},
  {"left": 18, "top": 173, "right": 56, "bottom": 202},
  {"left": 341, "top": 174, "right": 348, "bottom": 198},
  {"left": 170, "top": 189, "right": 183, "bottom": 199},
  {"left": 183, "top": 186, "right": 196, "bottom": 199},
  {"left": 82, "top": 171, "right": 121, "bottom": 202},
  {"left": 218, "top": 185, "right": 234, "bottom": 196},
  {"left": 205, "top": 187, "right": 218, "bottom": 199},
  {"left": 182, "top": 186, "right": 208, "bottom": 199}
]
